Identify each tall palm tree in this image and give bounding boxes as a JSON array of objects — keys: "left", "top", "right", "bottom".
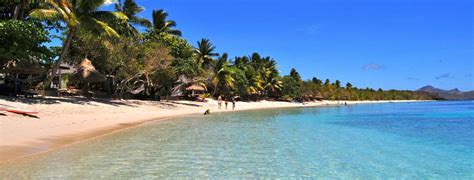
[
  {"left": 261, "top": 58, "right": 282, "bottom": 96},
  {"left": 113, "top": 0, "right": 150, "bottom": 38},
  {"left": 115, "top": 0, "right": 150, "bottom": 27},
  {"left": 150, "top": 9, "right": 181, "bottom": 36},
  {"left": 195, "top": 38, "right": 219, "bottom": 68},
  {"left": 30, "top": 0, "right": 127, "bottom": 88},
  {"left": 212, "top": 53, "right": 235, "bottom": 95},
  {"left": 246, "top": 53, "right": 282, "bottom": 96}
]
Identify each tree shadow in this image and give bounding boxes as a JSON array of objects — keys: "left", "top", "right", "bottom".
[{"left": 0, "top": 95, "right": 135, "bottom": 107}]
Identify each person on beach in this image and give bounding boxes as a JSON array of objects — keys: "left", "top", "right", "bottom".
[
  {"left": 231, "top": 97, "right": 236, "bottom": 110},
  {"left": 225, "top": 98, "right": 228, "bottom": 110},
  {"left": 217, "top": 95, "right": 222, "bottom": 109}
]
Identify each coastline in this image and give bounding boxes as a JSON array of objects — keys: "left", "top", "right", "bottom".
[{"left": 0, "top": 97, "right": 422, "bottom": 162}]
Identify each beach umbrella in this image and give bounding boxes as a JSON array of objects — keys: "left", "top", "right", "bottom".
[
  {"left": 186, "top": 84, "right": 206, "bottom": 96},
  {"left": 171, "top": 75, "right": 206, "bottom": 97},
  {"left": 69, "top": 58, "right": 106, "bottom": 83}
]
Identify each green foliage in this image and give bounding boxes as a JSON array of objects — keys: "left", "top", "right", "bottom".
[
  {"left": 150, "top": 9, "right": 181, "bottom": 36},
  {"left": 115, "top": 0, "right": 150, "bottom": 27},
  {"left": 0, "top": 20, "right": 52, "bottom": 65},
  {"left": 0, "top": 0, "right": 43, "bottom": 20},
  {"left": 232, "top": 68, "right": 250, "bottom": 97},
  {"left": 171, "top": 58, "right": 198, "bottom": 77},
  {"left": 147, "top": 33, "right": 194, "bottom": 60},
  {"left": 7, "top": 0, "right": 438, "bottom": 101},
  {"left": 212, "top": 53, "right": 235, "bottom": 96},
  {"left": 281, "top": 75, "right": 301, "bottom": 99},
  {"left": 195, "top": 38, "right": 219, "bottom": 68},
  {"left": 299, "top": 77, "right": 436, "bottom": 101},
  {"left": 290, "top": 68, "right": 302, "bottom": 82}
]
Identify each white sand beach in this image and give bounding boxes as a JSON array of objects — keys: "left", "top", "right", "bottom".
[{"left": 0, "top": 97, "right": 420, "bottom": 162}]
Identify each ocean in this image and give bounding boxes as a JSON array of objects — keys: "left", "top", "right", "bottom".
[{"left": 1, "top": 101, "right": 473, "bottom": 178}]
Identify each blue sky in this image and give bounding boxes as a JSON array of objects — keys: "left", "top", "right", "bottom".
[{"left": 55, "top": 0, "right": 474, "bottom": 91}]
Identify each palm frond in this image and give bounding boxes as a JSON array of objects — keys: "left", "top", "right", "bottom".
[
  {"left": 166, "top": 29, "right": 182, "bottom": 36},
  {"left": 29, "top": 9, "right": 59, "bottom": 19},
  {"left": 81, "top": 17, "right": 120, "bottom": 37},
  {"left": 92, "top": 11, "right": 128, "bottom": 21},
  {"left": 77, "top": 0, "right": 105, "bottom": 13},
  {"left": 131, "top": 17, "right": 151, "bottom": 27}
]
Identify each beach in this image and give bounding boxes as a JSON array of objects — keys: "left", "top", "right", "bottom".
[{"left": 0, "top": 97, "right": 419, "bottom": 162}]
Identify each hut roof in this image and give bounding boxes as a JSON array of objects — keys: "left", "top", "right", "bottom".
[
  {"left": 186, "top": 84, "right": 206, "bottom": 91},
  {"left": 69, "top": 58, "right": 106, "bottom": 83},
  {"left": 0, "top": 60, "right": 45, "bottom": 74}
]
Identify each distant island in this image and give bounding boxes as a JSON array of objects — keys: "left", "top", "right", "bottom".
[{"left": 417, "top": 86, "right": 474, "bottom": 100}]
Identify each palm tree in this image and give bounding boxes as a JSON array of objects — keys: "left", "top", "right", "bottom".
[
  {"left": 346, "top": 82, "right": 352, "bottom": 89},
  {"left": 195, "top": 38, "right": 219, "bottom": 68},
  {"left": 264, "top": 76, "right": 283, "bottom": 96},
  {"left": 150, "top": 9, "right": 181, "bottom": 36},
  {"left": 211, "top": 53, "right": 235, "bottom": 95},
  {"left": 262, "top": 59, "right": 282, "bottom": 96},
  {"left": 114, "top": 0, "right": 150, "bottom": 38},
  {"left": 247, "top": 54, "right": 282, "bottom": 96},
  {"left": 335, "top": 80, "right": 341, "bottom": 89},
  {"left": 115, "top": 0, "right": 150, "bottom": 27},
  {"left": 30, "top": 0, "right": 127, "bottom": 88}
]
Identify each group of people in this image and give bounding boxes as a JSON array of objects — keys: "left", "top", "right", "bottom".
[
  {"left": 217, "top": 95, "right": 235, "bottom": 110},
  {"left": 203, "top": 95, "right": 237, "bottom": 115}
]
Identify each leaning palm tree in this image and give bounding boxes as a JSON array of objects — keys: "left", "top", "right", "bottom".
[
  {"left": 195, "top": 38, "right": 219, "bottom": 68},
  {"left": 150, "top": 9, "right": 181, "bottom": 36},
  {"left": 30, "top": 0, "right": 127, "bottom": 88}
]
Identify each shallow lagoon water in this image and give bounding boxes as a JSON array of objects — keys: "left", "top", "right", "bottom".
[{"left": 1, "top": 101, "right": 473, "bottom": 178}]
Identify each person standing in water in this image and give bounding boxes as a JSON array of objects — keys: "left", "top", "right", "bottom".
[{"left": 217, "top": 95, "right": 222, "bottom": 109}]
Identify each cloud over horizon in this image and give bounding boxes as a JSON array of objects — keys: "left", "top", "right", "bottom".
[{"left": 435, "top": 73, "right": 452, "bottom": 80}]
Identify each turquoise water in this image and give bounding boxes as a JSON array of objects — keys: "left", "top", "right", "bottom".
[{"left": 1, "top": 101, "right": 473, "bottom": 178}]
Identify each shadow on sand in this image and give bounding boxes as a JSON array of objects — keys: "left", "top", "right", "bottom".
[{"left": 0, "top": 95, "right": 135, "bottom": 107}]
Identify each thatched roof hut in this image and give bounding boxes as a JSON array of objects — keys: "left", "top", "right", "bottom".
[
  {"left": 186, "top": 84, "right": 206, "bottom": 91},
  {"left": 69, "top": 58, "right": 106, "bottom": 83},
  {"left": 186, "top": 84, "right": 206, "bottom": 96},
  {"left": 171, "top": 75, "right": 206, "bottom": 97}
]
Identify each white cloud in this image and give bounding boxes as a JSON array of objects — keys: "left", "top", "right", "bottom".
[
  {"left": 103, "top": 0, "right": 118, "bottom": 5},
  {"left": 435, "top": 73, "right": 452, "bottom": 80}
]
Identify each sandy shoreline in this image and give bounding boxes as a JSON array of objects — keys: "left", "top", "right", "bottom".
[{"left": 0, "top": 97, "right": 422, "bottom": 162}]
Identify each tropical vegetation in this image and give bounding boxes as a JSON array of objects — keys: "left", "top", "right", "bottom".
[{"left": 0, "top": 0, "right": 439, "bottom": 101}]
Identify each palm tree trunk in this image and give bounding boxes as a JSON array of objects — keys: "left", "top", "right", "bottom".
[
  {"left": 43, "top": 28, "right": 75, "bottom": 93},
  {"left": 13, "top": 4, "right": 21, "bottom": 20},
  {"left": 145, "top": 74, "right": 151, "bottom": 97}
]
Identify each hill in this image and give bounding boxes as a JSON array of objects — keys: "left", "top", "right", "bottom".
[{"left": 417, "top": 86, "right": 474, "bottom": 100}]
